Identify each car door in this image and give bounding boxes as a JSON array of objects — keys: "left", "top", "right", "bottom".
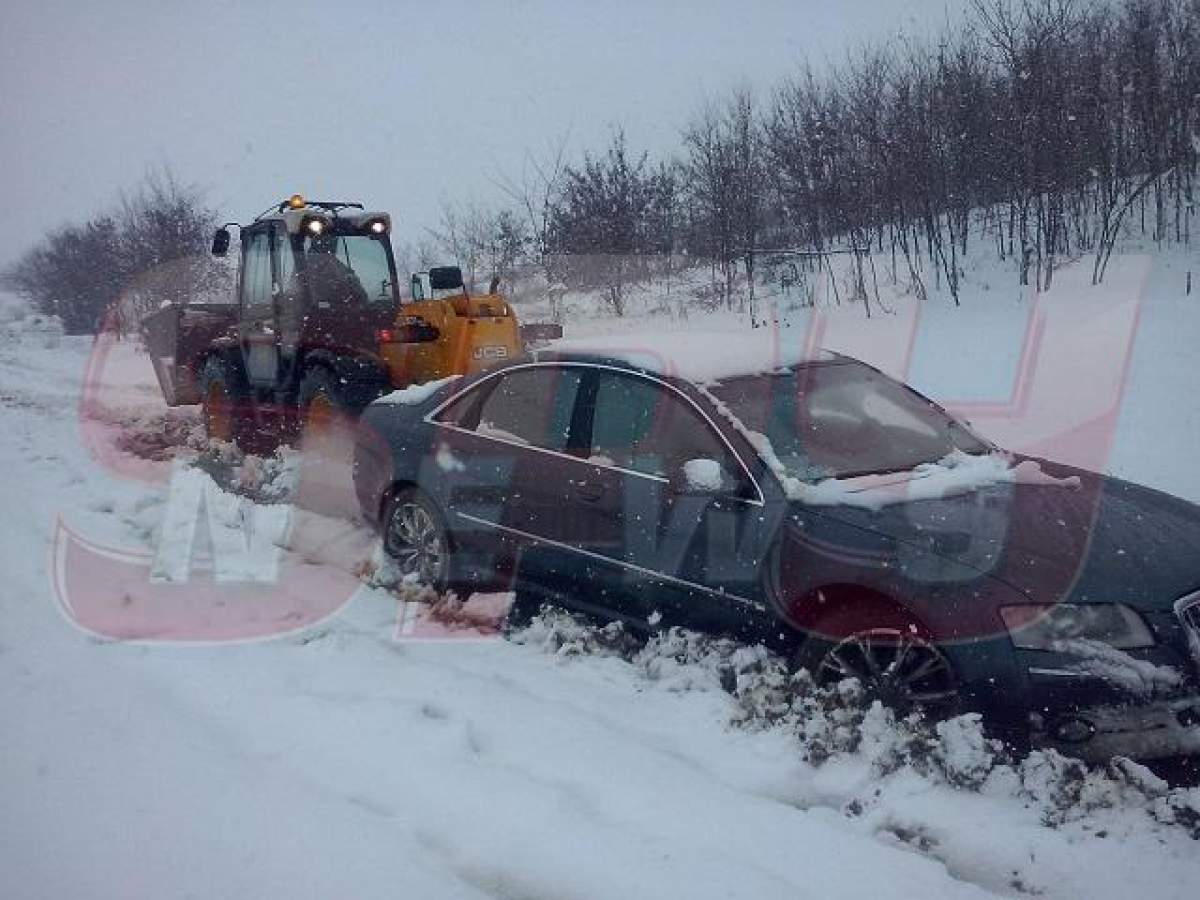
[
  {"left": 426, "top": 363, "right": 586, "bottom": 590},
  {"left": 238, "top": 226, "right": 279, "bottom": 386},
  {"left": 573, "top": 368, "right": 768, "bottom": 631}
]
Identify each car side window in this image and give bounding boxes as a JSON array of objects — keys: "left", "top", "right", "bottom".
[
  {"left": 587, "top": 372, "right": 745, "bottom": 488},
  {"left": 436, "top": 367, "right": 583, "bottom": 452}
]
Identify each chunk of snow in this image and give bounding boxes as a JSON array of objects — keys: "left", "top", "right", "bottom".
[
  {"left": 1053, "top": 638, "right": 1185, "bottom": 699},
  {"left": 683, "top": 458, "right": 724, "bottom": 492},
  {"left": 375, "top": 375, "right": 460, "bottom": 406},
  {"left": 786, "top": 447, "right": 1077, "bottom": 511},
  {"left": 434, "top": 443, "right": 465, "bottom": 473},
  {"left": 935, "top": 714, "right": 999, "bottom": 788},
  {"left": 801, "top": 451, "right": 1082, "bottom": 510}
]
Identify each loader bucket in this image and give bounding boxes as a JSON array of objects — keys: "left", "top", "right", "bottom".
[{"left": 141, "top": 303, "right": 238, "bottom": 406}]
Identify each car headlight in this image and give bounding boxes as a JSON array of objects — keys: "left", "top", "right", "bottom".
[{"left": 999, "top": 603, "right": 1154, "bottom": 650}]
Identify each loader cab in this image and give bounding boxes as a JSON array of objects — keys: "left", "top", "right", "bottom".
[
  {"left": 223, "top": 198, "right": 402, "bottom": 317},
  {"left": 222, "top": 197, "right": 404, "bottom": 389},
  {"left": 294, "top": 227, "right": 400, "bottom": 310}
]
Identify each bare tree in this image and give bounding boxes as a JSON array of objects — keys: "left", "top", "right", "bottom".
[
  {"left": 683, "top": 88, "right": 763, "bottom": 308},
  {"left": 494, "top": 130, "right": 571, "bottom": 313},
  {"left": 2, "top": 168, "right": 222, "bottom": 334},
  {"left": 429, "top": 199, "right": 530, "bottom": 295},
  {"left": 546, "top": 0, "right": 1200, "bottom": 303},
  {"left": 548, "top": 130, "right": 675, "bottom": 316}
]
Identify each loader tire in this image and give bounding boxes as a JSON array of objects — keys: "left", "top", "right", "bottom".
[
  {"left": 199, "top": 356, "right": 249, "bottom": 446},
  {"left": 298, "top": 366, "right": 345, "bottom": 436}
]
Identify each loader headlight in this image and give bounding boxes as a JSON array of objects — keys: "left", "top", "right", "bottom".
[
  {"left": 304, "top": 217, "right": 326, "bottom": 235},
  {"left": 369, "top": 219, "right": 387, "bottom": 234},
  {"left": 1000, "top": 603, "right": 1154, "bottom": 650}
]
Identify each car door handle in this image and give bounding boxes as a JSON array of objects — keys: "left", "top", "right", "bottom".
[{"left": 574, "top": 480, "right": 604, "bottom": 502}]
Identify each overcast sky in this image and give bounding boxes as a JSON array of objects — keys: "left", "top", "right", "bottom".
[{"left": 1, "top": 0, "right": 966, "bottom": 271}]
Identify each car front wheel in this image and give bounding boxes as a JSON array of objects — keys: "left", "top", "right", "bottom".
[{"left": 793, "top": 611, "right": 961, "bottom": 717}]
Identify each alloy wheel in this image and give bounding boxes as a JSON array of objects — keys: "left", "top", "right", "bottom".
[
  {"left": 385, "top": 500, "right": 446, "bottom": 586},
  {"left": 814, "top": 627, "right": 959, "bottom": 712}
]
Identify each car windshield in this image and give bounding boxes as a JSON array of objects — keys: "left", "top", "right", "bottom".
[
  {"left": 303, "top": 233, "right": 395, "bottom": 305},
  {"left": 709, "top": 361, "right": 989, "bottom": 481}
]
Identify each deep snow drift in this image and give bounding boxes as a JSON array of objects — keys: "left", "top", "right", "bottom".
[{"left": 3, "top": 252, "right": 1200, "bottom": 899}]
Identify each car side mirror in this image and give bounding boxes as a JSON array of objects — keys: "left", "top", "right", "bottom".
[
  {"left": 211, "top": 227, "right": 231, "bottom": 257},
  {"left": 670, "top": 458, "right": 728, "bottom": 495}
]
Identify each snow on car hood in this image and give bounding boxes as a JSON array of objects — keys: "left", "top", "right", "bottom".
[
  {"left": 699, "top": 378, "right": 1200, "bottom": 613},
  {"left": 803, "top": 461, "right": 1200, "bottom": 612},
  {"left": 795, "top": 451, "right": 1079, "bottom": 510}
]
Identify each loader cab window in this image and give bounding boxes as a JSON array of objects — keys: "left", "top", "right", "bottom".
[
  {"left": 275, "top": 227, "right": 296, "bottom": 289},
  {"left": 303, "top": 233, "right": 396, "bottom": 307},
  {"left": 240, "top": 229, "right": 273, "bottom": 311}
]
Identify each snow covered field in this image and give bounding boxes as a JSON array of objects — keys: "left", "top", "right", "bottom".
[{"left": 3, "top": 254, "right": 1200, "bottom": 899}]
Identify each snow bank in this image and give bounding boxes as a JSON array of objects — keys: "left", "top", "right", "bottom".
[
  {"left": 2, "top": 311, "right": 63, "bottom": 348},
  {"left": 102, "top": 406, "right": 207, "bottom": 462},
  {"left": 512, "top": 606, "right": 1200, "bottom": 848}
]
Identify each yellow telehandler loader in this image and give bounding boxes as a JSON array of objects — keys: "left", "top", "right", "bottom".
[{"left": 142, "top": 194, "right": 560, "bottom": 447}]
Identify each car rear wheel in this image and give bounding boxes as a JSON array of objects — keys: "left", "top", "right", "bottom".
[
  {"left": 382, "top": 489, "right": 449, "bottom": 592},
  {"left": 793, "top": 610, "right": 961, "bottom": 717}
]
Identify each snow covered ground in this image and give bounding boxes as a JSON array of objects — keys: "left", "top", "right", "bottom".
[{"left": 2, "top": 253, "right": 1200, "bottom": 899}]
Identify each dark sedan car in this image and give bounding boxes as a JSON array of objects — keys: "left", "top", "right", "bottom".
[{"left": 353, "top": 350, "right": 1200, "bottom": 761}]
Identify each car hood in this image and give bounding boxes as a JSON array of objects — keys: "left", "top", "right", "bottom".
[{"left": 799, "top": 459, "right": 1200, "bottom": 611}]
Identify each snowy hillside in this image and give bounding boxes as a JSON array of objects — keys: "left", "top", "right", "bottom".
[{"left": 2, "top": 252, "right": 1200, "bottom": 899}]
